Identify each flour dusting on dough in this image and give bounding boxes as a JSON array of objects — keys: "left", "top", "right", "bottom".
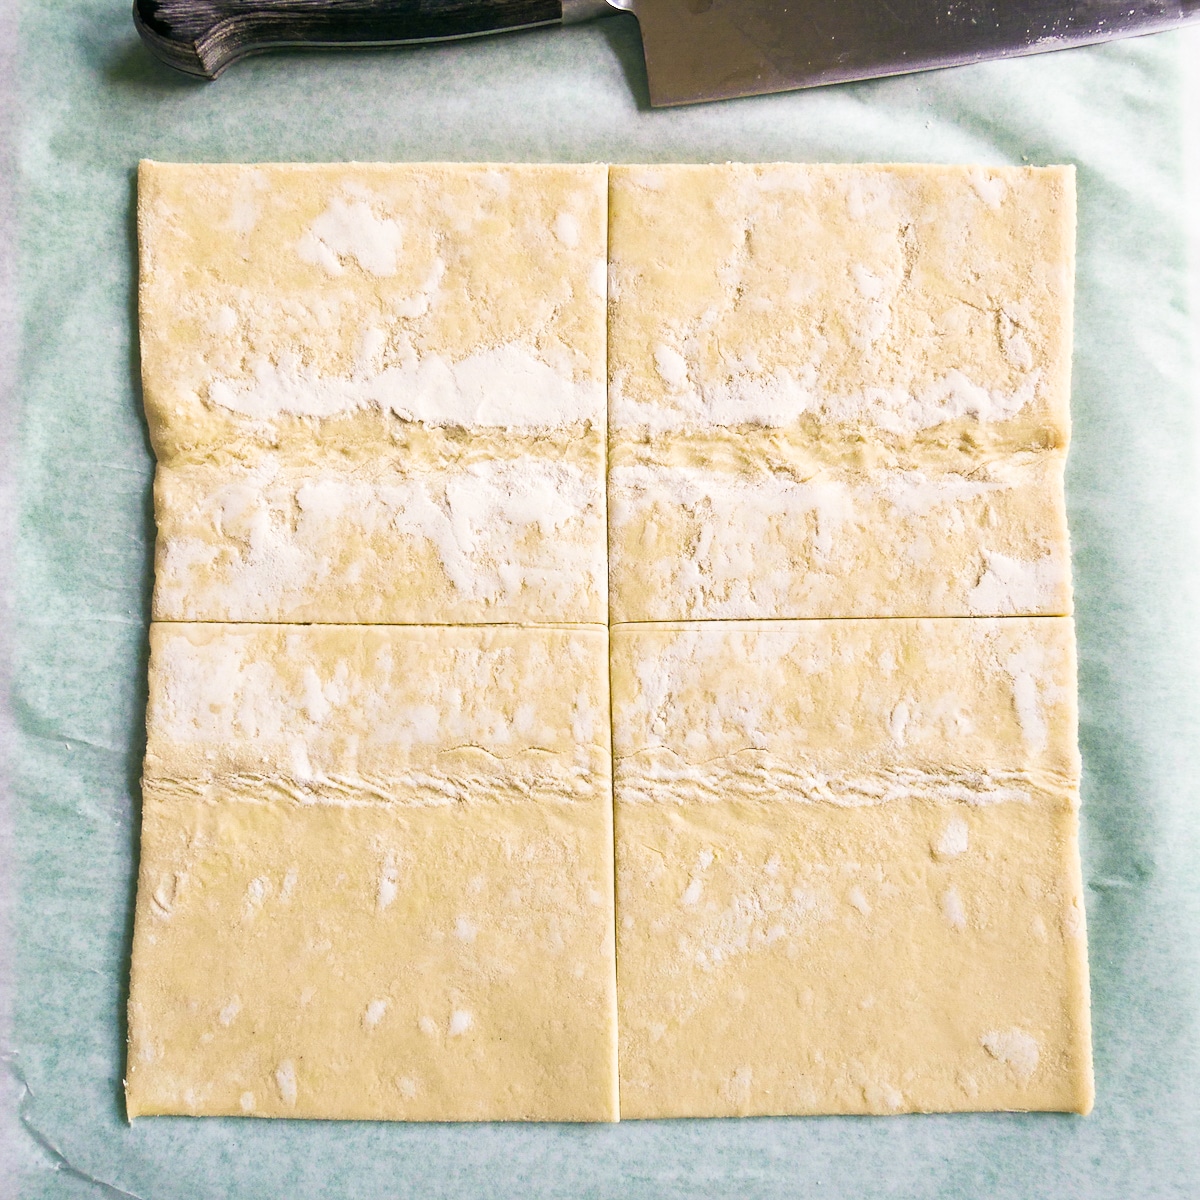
[
  {"left": 207, "top": 341, "right": 603, "bottom": 428},
  {"left": 275, "top": 1060, "right": 299, "bottom": 1106},
  {"left": 968, "top": 550, "right": 1067, "bottom": 616},
  {"left": 296, "top": 194, "right": 404, "bottom": 276},
  {"left": 981, "top": 1028, "right": 1040, "bottom": 1082}
]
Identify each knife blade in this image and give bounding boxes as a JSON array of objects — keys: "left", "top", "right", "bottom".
[
  {"left": 626, "top": 0, "right": 1200, "bottom": 105},
  {"left": 133, "top": 0, "right": 1200, "bottom": 106}
]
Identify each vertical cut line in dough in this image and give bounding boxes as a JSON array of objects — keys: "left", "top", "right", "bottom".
[
  {"left": 602, "top": 171, "right": 623, "bottom": 1114},
  {"left": 601, "top": 625, "right": 622, "bottom": 1121}
]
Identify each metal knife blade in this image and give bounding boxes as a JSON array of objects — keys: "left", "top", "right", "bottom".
[
  {"left": 134, "top": 0, "right": 1200, "bottom": 105},
  {"left": 624, "top": 0, "right": 1200, "bottom": 106}
]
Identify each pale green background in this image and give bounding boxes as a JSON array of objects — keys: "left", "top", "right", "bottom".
[{"left": 3, "top": 2, "right": 1200, "bottom": 1196}]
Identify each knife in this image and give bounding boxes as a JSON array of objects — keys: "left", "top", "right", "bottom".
[{"left": 133, "top": 0, "right": 1200, "bottom": 107}]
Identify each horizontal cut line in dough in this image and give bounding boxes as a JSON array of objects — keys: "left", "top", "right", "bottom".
[
  {"left": 148, "top": 619, "right": 611, "bottom": 630},
  {"left": 148, "top": 615, "right": 1075, "bottom": 628},
  {"left": 146, "top": 614, "right": 1077, "bottom": 628},
  {"left": 607, "top": 614, "right": 1072, "bottom": 627}
]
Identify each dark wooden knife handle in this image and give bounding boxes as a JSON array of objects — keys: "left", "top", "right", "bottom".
[{"left": 133, "top": 0, "right": 567, "bottom": 78}]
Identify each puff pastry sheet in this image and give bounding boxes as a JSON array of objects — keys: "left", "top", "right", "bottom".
[
  {"left": 127, "top": 624, "right": 619, "bottom": 1122},
  {"left": 607, "top": 163, "right": 1075, "bottom": 621},
  {"left": 140, "top": 162, "right": 609, "bottom": 625},
  {"left": 611, "top": 619, "right": 1093, "bottom": 1118},
  {"left": 130, "top": 160, "right": 1091, "bottom": 1124}
]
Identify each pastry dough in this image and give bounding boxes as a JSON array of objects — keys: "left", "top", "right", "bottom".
[
  {"left": 611, "top": 619, "right": 1093, "bottom": 1117},
  {"left": 139, "top": 162, "right": 608, "bottom": 624},
  {"left": 130, "top": 159, "right": 1093, "bottom": 1124},
  {"left": 127, "top": 623, "right": 618, "bottom": 1121},
  {"left": 607, "top": 163, "right": 1075, "bottom": 621}
]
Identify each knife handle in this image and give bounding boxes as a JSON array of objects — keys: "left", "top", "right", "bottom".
[{"left": 133, "top": 0, "right": 611, "bottom": 79}]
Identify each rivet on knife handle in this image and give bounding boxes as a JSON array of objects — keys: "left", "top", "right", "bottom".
[{"left": 132, "top": 0, "right": 613, "bottom": 79}]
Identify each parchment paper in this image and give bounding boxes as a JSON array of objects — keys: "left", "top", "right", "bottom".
[{"left": 3, "top": 2, "right": 1199, "bottom": 1195}]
